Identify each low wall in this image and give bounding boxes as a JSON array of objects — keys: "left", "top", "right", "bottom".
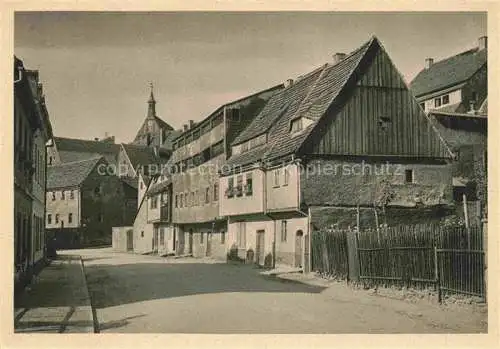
[{"left": 112, "top": 226, "right": 133, "bottom": 252}]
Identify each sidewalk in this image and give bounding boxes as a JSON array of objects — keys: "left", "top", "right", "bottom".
[{"left": 14, "top": 255, "right": 95, "bottom": 333}]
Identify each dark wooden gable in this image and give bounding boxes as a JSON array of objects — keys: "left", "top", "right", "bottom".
[{"left": 308, "top": 44, "right": 451, "bottom": 159}]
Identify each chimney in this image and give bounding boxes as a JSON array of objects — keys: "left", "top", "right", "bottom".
[
  {"left": 284, "top": 79, "right": 294, "bottom": 88},
  {"left": 478, "top": 36, "right": 487, "bottom": 51},
  {"left": 183, "top": 124, "right": 188, "bottom": 132},
  {"left": 425, "top": 58, "right": 434, "bottom": 69},
  {"left": 189, "top": 120, "right": 195, "bottom": 129},
  {"left": 468, "top": 100, "right": 476, "bottom": 115},
  {"left": 332, "top": 53, "right": 346, "bottom": 65}
]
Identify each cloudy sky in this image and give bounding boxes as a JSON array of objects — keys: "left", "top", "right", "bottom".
[{"left": 15, "top": 12, "right": 486, "bottom": 143}]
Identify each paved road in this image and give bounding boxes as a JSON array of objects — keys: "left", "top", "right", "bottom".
[{"left": 70, "top": 248, "right": 487, "bottom": 333}]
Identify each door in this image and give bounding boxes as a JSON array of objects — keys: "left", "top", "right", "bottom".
[
  {"left": 153, "top": 227, "right": 159, "bottom": 253},
  {"left": 255, "top": 230, "right": 265, "bottom": 265},
  {"left": 206, "top": 232, "right": 212, "bottom": 256},
  {"left": 295, "top": 230, "right": 304, "bottom": 268},
  {"left": 126, "top": 229, "right": 133, "bottom": 251},
  {"left": 188, "top": 231, "right": 193, "bottom": 254}
]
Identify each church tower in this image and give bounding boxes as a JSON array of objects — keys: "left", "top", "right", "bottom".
[{"left": 131, "top": 83, "right": 174, "bottom": 148}]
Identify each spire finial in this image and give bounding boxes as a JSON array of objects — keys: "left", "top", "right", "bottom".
[{"left": 147, "top": 81, "right": 156, "bottom": 117}]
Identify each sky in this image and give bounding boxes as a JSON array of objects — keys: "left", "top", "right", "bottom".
[{"left": 15, "top": 12, "right": 487, "bottom": 143}]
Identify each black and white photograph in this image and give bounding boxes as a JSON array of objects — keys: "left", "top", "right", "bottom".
[{"left": 7, "top": 9, "right": 491, "bottom": 340}]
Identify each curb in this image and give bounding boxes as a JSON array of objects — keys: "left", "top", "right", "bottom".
[{"left": 78, "top": 256, "right": 99, "bottom": 333}]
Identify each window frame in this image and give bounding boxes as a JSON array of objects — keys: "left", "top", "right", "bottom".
[
  {"left": 281, "top": 220, "right": 287, "bottom": 242},
  {"left": 405, "top": 169, "right": 414, "bottom": 184}
]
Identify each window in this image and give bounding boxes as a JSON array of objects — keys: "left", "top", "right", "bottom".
[
  {"left": 47, "top": 214, "right": 52, "bottom": 224},
  {"left": 220, "top": 231, "right": 226, "bottom": 244},
  {"left": 434, "top": 98, "right": 442, "bottom": 108},
  {"left": 405, "top": 169, "right": 414, "bottom": 183},
  {"left": 227, "top": 177, "right": 235, "bottom": 198},
  {"left": 273, "top": 169, "right": 280, "bottom": 187},
  {"left": 236, "top": 175, "right": 243, "bottom": 197},
  {"left": 55, "top": 214, "right": 59, "bottom": 224},
  {"left": 61, "top": 191, "right": 65, "bottom": 200},
  {"left": 205, "top": 187, "right": 210, "bottom": 204},
  {"left": 283, "top": 168, "right": 289, "bottom": 186},
  {"left": 442, "top": 94, "right": 450, "bottom": 105},
  {"left": 94, "top": 186, "right": 101, "bottom": 195},
  {"left": 378, "top": 117, "right": 391, "bottom": 131},
  {"left": 237, "top": 222, "right": 246, "bottom": 248},
  {"left": 68, "top": 213, "right": 73, "bottom": 224},
  {"left": 230, "top": 108, "right": 241, "bottom": 122},
  {"left": 175, "top": 194, "right": 178, "bottom": 208},
  {"left": 200, "top": 232, "right": 204, "bottom": 244},
  {"left": 241, "top": 142, "right": 249, "bottom": 153},
  {"left": 70, "top": 190, "right": 75, "bottom": 199},
  {"left": 151, "top": 196, "right": 158, "bottom": 209},
  {"left": 281, "top": 220, "right": 287, "bottom": 242},
  {"left": 213, "top": 113, "right": 223, "bottom": 127},
  {"left": 141, "top": 231, "right": 144, "bottom": 237},
  {"left": 290, "top": 117, "right": 303, "bottom": 133},
  {"left": 245, "top": 173, "right": 253, "bottom": 195},
  {"left": 51, "top": 192, "right": 55, "bottom": 201},
  {"left": 214, "top": 183, "right": 219, "bottom": 201}
]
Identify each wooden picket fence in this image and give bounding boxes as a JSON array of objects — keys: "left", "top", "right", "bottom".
[{"left": 311, "top": 222, "right": 486, "bottom": 302}]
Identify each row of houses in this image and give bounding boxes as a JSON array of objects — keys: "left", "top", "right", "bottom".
[
  {"left": 43, "top": 87, "right": 180, "bottom": 248},
  {"left": 14, "top": 57, "right": 54, "bottom": 291},
  {"left": 119, "top": 35, "right": 487, "bottom": 270}
]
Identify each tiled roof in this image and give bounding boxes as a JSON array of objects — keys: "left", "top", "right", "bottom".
[
  {"left": 147, "top": 179, "right": 171, "bottom": 196},
  {"left": 155, "top": 116, "right": 174, "bottom": 131},
  {"left": 47, "top": 156, "right": 103, "bottom": 189},
  {"left": 162, "top": 129, "right": 183, "bottom": 150},
  {"left": 226, "top": 36, "right": 374, "bottom": 167},
  {"left": 410, "top": 48, "right": 487, "bottom": 98},
  {"left": 122, "top": 143, "right": 170, "bottom": 169},
  {"left": 55, "top": 136, "right": 121, "bottom": 155}
]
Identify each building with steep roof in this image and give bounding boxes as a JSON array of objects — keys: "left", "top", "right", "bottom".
[
  {"left": 45, "top": 156, "right": 133, "bottom": 248},
  {"left": 220, "top": 36, "right": 455, "bottom": 269},
  {"left": 47, "top": 136, "right": 121, "bottom": 167},
  {"left": 14, "top": 56, "right": 54, "bottom": 291},
  {"left": 410, "top": 36, "right": 487, "bottom": 114}
]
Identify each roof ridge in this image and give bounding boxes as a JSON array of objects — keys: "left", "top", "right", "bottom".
[{"left": 49, "top": 155, "right": 103, "bottom": 167}]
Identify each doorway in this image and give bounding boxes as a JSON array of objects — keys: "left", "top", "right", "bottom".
[
  {"left": 126, "top": 229, "right": 133, "bottom": 251},
  {"left": 188, "top": 229, "right": 193, "bottom": 254},
  {"left": 295, "top": 230, "right": 304, "bottom": 268},
  {"left": 255, "top": 230, "right": 265, "bottom": 265},
  {"left": 153, "top": 227, "right": 159, "bottom": 254},
  {"left": 206, "top": 231, "right": 212, "bottom": 256}
]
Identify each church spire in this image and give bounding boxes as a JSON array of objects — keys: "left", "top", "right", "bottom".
[{"left": 147, "top": 82, "right": 156, "bottom": 118}]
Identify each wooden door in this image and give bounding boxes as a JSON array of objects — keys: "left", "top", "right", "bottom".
[
  {"left": 188, "top": 232, "right": 193, "bottom": 254},
  {"left": 295, "top": 230, "right": 304, "bottom": 268},
  {"left": 206, "top": 232, "right": 212, "bottom": 256},
  {"left": 153, "top": 227, "right": 158, "bottom": 253},
  {"left": 126, "top": 229, "right": 133, "bottom": 251},
  {"left": 255, "top": 230, "right": 265, "bottom": 265}
]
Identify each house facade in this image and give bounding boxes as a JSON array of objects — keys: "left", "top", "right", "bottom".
[
  {"left": 14, "top": 57, "right": 54, "bottom": 290},
  {"left": 411, "top": 36, "right": 488, "bottom": 219},
  {"left": 46, "top": 157, "right": 127, "bottom": 248},
  {"left": 167, "top": 85, "right": 283, "bottom": 259},
  {"left": 410, "top": 36, "right": 487, "bottom": 115},
  {"left": 220, "top": 36, "right": 454, "bottom": 269}
]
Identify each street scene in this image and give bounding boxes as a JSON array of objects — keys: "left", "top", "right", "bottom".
[{"left": 13, "top": 12, "right": 487, "bottom": 335}]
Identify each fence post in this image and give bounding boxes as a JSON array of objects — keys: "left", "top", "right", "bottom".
[
  {"left": 346, "top": 228, "right": 360, "bottom": 282},
  {"left": 434, "top": 230, "right": 442, "bottom": 303}
]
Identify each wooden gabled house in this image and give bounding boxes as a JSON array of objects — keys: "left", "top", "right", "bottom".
[{"left": 220, "top": 36, "right": 454, "bottom": 269}]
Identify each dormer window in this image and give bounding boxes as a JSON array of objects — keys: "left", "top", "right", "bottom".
[
  {"left": 290, "top": 117, "right": 303, "bottom": 133},
  {"left": 442, "top": 94, "right": 450, "bottom": 105},
  {"left": 434, "top": 98, "right": 442, "bottom": 108}
]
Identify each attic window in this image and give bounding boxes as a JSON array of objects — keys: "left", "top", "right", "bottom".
[
  {"left": 442, "top": 94, "right": 450, "bottom": 105},
  {"left": 290, "top": 117, "right": 303, "bottom": 133},
  {"left": 434, "top": 98, "right": 442, "bottom": 108},
  {"left": 378, "top": 117, "right": 391, "bottom": 131}
]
